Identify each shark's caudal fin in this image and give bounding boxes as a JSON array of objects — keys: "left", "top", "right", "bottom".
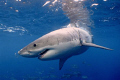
[{"left": 82, "top": 42, "right": 113, "bottom": 50}]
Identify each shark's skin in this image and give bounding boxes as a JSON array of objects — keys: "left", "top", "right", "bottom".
[{"left": 18, "top": 27, "right": 112, "bottom": 70}]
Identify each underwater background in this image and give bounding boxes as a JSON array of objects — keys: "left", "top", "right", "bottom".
[{"left": 0, "top": 0, "right": 120, "bottom": 80}]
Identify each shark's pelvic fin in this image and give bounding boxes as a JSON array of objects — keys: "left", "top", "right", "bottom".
[
  {"left": 82, "top": 42, "right": 113, "bottom": 50},
  {"left": 59, "top": 58, "right": 68, "bottom": 70}
]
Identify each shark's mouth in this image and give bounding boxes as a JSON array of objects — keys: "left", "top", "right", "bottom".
[{"left": 39, "top": 49, "right": 49, "bottom": 57}]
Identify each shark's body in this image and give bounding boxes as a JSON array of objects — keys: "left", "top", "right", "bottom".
[{"left": 18, "top": 27, "right": 112, "bottom": 70}]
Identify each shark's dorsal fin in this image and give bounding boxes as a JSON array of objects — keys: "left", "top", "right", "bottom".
[
  {"left": 59, "top": 58, "right": 68, "bottom": 70},
  {"left": 82, "top": 42, "right": 113, "bottom": 50}
]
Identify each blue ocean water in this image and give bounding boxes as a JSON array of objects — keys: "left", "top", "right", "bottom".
[{"left": 0, "top": 0, "right": 120, "bottom": 80}]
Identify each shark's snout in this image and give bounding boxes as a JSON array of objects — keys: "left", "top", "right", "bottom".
[
  {"left": 18, "top": 49, "right": 23, "bottom": 55},
  {"left": 18, "top": 49, "right": 23, "bottom": 54},
  {"left": 18, "top": 48, "right": 42, "bottom": 58},
  {"left": 18, "top": 49, "right": 30, "bottom": 57}
]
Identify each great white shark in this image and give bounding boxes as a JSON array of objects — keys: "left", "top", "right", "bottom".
[
  {"left": 18, "top": 27, "right": 112, "bottom": 70},
  {"left": 18, "top": 0, "right": 112, "bottom": 70}
]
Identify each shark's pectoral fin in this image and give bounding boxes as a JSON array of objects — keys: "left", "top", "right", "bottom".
[
  {"left": 59, "top": 58, "right": 68, "bottom": 70},
  {"left": 82, "top": 42, "right": 113, "bottom": 50}
]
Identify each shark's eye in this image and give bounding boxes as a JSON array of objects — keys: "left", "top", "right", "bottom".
[{"left": 33, "top": 44, "right": 37, "bottom": 47}]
